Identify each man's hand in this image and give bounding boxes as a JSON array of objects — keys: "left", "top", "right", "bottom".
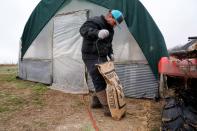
[
  {"left": 98, "top": 29, "right": 109, "bottom": 39},
  {"left": 109, "top": 54, "right": 114, "bottom": 61}
]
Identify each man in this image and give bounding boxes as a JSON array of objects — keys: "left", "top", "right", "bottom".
[{"left": 80, "top": 10, "right": 124, "bottom": 116}]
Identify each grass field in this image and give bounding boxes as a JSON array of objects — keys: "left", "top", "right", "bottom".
[
  {"left": 0, "top": 65, "right": 162, "bottom": 131},
  {"left": 0, "top": 65, "right": 91, "bottom": 131},
  {"left": 0, "top": 65, "right": 48, "bottom": 112}
]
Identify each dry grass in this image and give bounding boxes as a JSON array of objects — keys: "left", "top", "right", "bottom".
[{"left": 0, "top": 65, "right": 163, "bottom": 131}]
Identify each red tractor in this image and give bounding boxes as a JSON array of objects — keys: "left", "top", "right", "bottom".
[
  {"left": 158, "top": 37, "right": 197, "bottom": 97},
  {"left": 159, "top": 37, "right": 197, "bottom": 130}
]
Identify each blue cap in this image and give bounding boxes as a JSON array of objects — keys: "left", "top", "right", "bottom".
[{"left": 111, "top": 10, "right": 124, "bottom": 24}]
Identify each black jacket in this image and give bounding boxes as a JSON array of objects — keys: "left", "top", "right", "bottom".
[{"left": 80, "top": 15, "right": 114, "bottom": 59}]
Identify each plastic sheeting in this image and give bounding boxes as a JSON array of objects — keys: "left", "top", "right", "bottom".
[
  {"left": 24, "top": 20, "right": 53, "bottom": 59},
  {"left": 57, "top": 0, "right": 146, "bottom": 61},
  {"left": 18, "top": 59, "right": 52, "bottom": 84},
  {"left": 21, "top": 0, "right": 68, "bottom": 58},
  {"left": 52, "top": 10, "right": 89, "bottom": 94},
  {"left": 51, "top": 1, "right": 147, "bottom": 94}
]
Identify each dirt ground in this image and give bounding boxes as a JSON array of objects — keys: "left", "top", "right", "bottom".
[{"left": 0, "top": 65, "right": 163, "bottom": 131}]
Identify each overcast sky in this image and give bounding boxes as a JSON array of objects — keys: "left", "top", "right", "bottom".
[{"left": 0, "top": 0, "right": 196, "bottom": 64}]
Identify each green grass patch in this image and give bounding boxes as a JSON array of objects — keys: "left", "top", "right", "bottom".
[
  {"left": 32, "top": 83, "right": 49, "bottom": 95},
  {"left": 29, "top": 83, "right": 49, "bottom": 107},
  {"left": 0, "top": 65, "right": 49, "bottom": 108},
  {"left": 0, "top": 74, "right": 16, "bottom": 82},
  {"left": 6, "top": 74, "right": 17, "bottom": 82},
  {"left": 81, "top": 123, "right": 94, "bottom": 131},
  {"left": 0, "top": 106, "right": 10, "bottom": 113},
  {"left": 14, "top": 81, "right": 33, "bottom": 89},
  {"left": 0, "top": 92, "right": 27, "bottom": 113},
  {"left": 0, "top": 66, "right": 17, "bottom": 74},
  {"left": 0, "top": 66, "right": 17, "bottom": 82},
  {"left": 32, "top": 96, "right": 45, "bottom": 107},
  {"left": 31, "top": 83, "right": 48, "bottom": 107}
]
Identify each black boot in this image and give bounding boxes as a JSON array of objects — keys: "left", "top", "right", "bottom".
[
  {"left": 91, "top": 94, "right": 102, "bottom": 108},
  {"left": 102, "top": 105, "right": 111, "bottom": 116},
  {"left": 96, "top": 90, "right": 111, "bottom": 117}
]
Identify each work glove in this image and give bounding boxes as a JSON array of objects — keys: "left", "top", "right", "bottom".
[
  {"left": 109, "top": 54, "right": 114, "bottom": 61},
  {"left": 98, "top": 29, "right": 109, "bottom": 39}
]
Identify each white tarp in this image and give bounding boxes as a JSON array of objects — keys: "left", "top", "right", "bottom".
[
  {"left": 52, "top": 10, "right": 88, "bottom": 94},
  {"left": 58, "top": 0, "right": 147, "bottom": 61},
  {"left": 23, "top": 20, "right": 53, "bottom": 59}
]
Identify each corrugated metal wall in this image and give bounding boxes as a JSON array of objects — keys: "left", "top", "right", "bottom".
[{"left": 87, "top": 63, "right": 158, "bottom": 99}]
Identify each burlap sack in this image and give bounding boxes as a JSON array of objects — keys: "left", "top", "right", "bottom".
[{"left": 97, "top": 61, "right": 126, "bottom": 120}]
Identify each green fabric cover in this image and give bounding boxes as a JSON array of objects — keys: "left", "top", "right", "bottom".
[
  {"left": 21, "top": 0, "right": 71, "bottom": 59},
  {"left": 21, "top": 0, "right": 169, "bottom": 79}
]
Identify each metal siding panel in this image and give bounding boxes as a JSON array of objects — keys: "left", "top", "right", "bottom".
[
  {"left": 19, "top": 59, "right": 52, "bottom": 84},
  {"left": 87, "top": 63, "right": 158, "bottom": 99}
]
